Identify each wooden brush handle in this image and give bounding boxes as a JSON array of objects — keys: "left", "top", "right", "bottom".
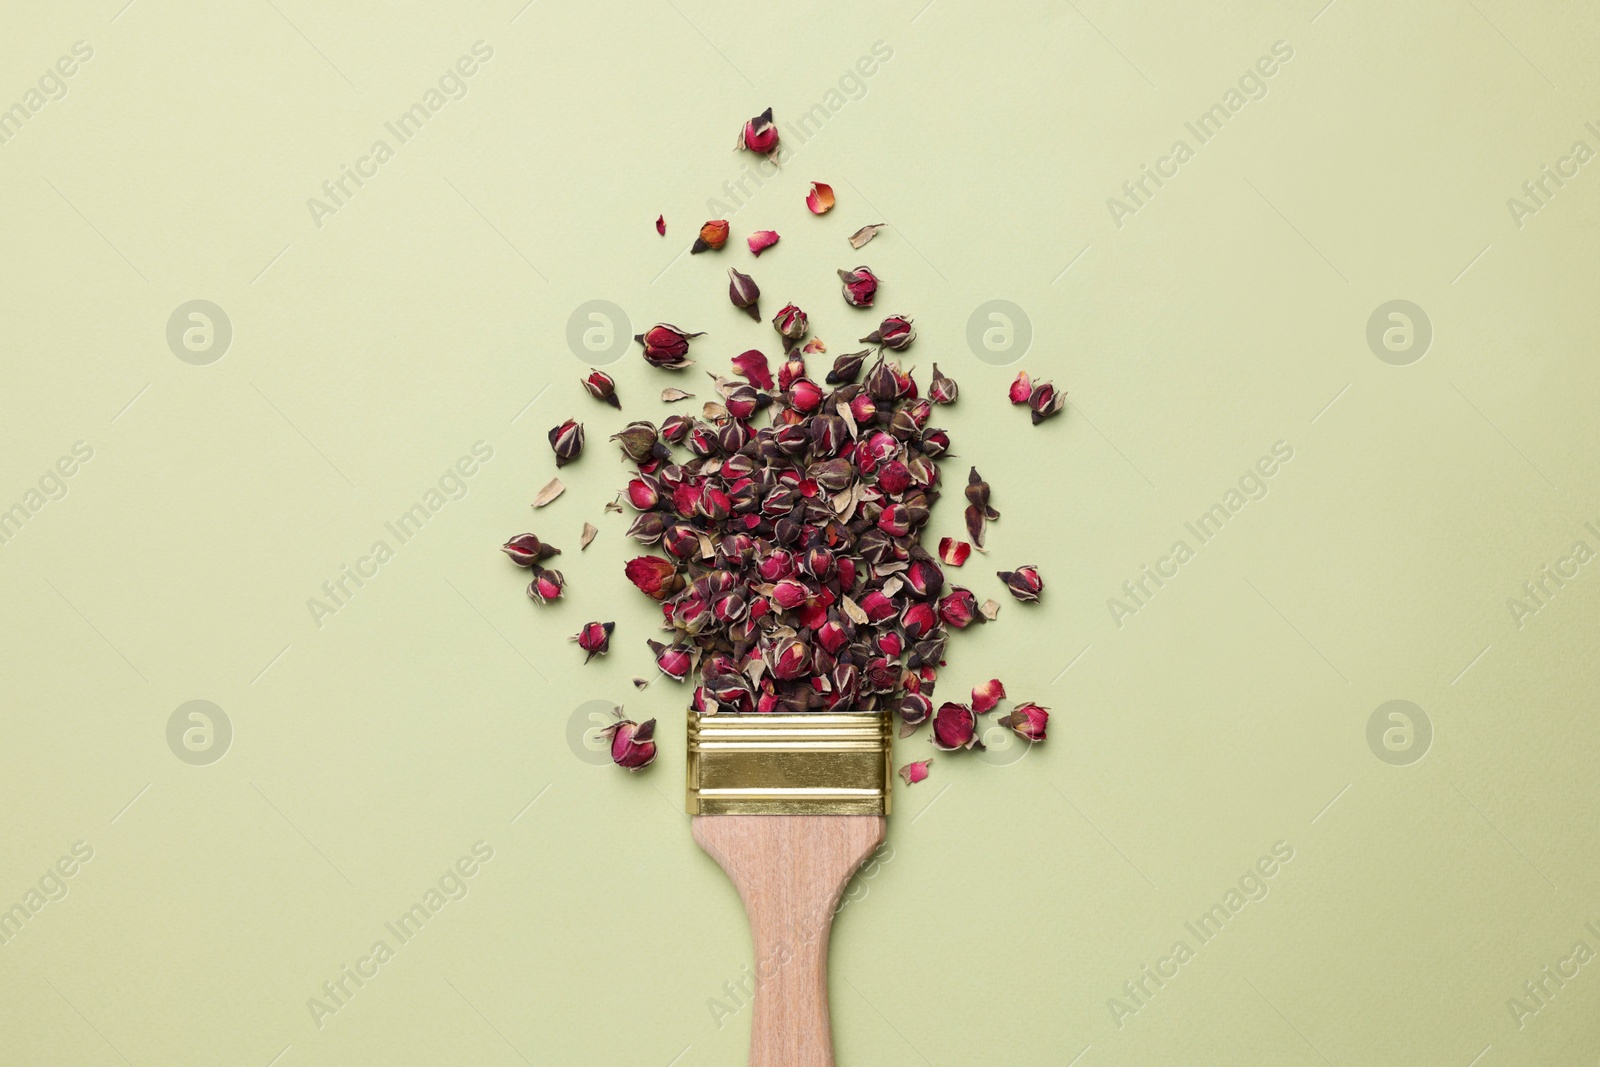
[{"left": 693, "top": 814, "right": 887, "bottom": 1067}]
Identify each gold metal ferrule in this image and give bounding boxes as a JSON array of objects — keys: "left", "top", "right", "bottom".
[{"left": 686, "top": 711, "right": 892, "bottom": 815}]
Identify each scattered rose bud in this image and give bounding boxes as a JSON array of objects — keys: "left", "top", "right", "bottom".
[
  {"left": 728, "top": 268, "right": 761, "bottom": 321},
  {"left": 773, "top": 303, "right": 809, "bottom": 344},
  {"left": 573, "top": 621, "right": 614, "bottom": 662},
  {"left": 848, "top": 223, "right": 884, "bottom": 249},
  {"left": 692, "top": 219, "right": 730, "bottom": 254},
  {"left": 861, "top": 315, "right": 914, "bottom": 351},
  {"left": 971, "top": 678, "right": 1006, "bottom": 714},
  {"left": 805, "top": 182, "right": 835, "bottom": 214},
  {"left": 938, "top": 537, "right": 970, "bottom": 567},
  {"left": 655, "top": 214, "right": 665, "bottom": 236},
  {"left": 837, "top": 266, "right": 879, "bottom": 308},
  {"left": 625, "top": 555, "right": 682, "bottom": 600},
  {"left": 549, "top": 420, "right": 584, "bottom": 467},
  {"left": 929, "top": 364, "right": 958, "bottom": 405},
  {"left": 963, "top": 467, "right": 999, "bottom": 547},
  {"left": 748, "top": 230, "right": 780, "bottom": 256},
  {"left": 582, "top": 369, "right": 620, "bottom": 409},
  {"left": 898, "top": 759, "right": 932, "bottom": 785},
  {"left": 932, "top": 702, "right": 980, "bottom": 750},
  {"left": 937, "top": 587, "right": 979, "bottom": 629},
  {"left": 649, "top": 639, "right": 692, "bottom": 680},
  {"left": 634, "top": 323, "right": 702, "bottom": 370},
  {"left": 1008, "top": 371, "right": 1032, "bottom": 405},
  {"left": 527, "top": 568, "right": 565, "bottom": 603},
  {"left": 731, "top": 348, "right": 774, "bottom": 389},
  {"left": 502, "top": 533, "right": 560, "bottom": 566},
  {"left": 1029, "top": 381, "right": 1067, "bottom": 423},
  {"left": 611, "top": 422, "right": 669, "bottom": 464},
  {"left": 603, "top": 715, "right": 657, "bottom": 770},
  {"left": 997, "top": 565, "right": 1043, "bottom": 602},
  {"left": 998, "top": 702, "right": 1049, "bottom": 742},
  {"left": 738, "top": 107, "right": 778, "bottom": 153}
]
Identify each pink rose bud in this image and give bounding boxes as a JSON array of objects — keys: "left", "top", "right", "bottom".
[
  {"left": 770, "top": 637, "right": 811, "bottom": 680},
  {"left": 971, "top": 678, "right": 1006, "bottom": 714},
  {"left": 788, "top": 378, "right": 823, "bottom": 413},
  {"left": 648, "top": 639, "right": 692, "bottom": 680},
  {"left": 581, "top": 369, "right": 620, "bottom": 409},
  {"left": 691, "top": 218, "right": 730, "bottom": 254},
  {"left": 548, "top": 419, "right": 584, "bottom": 467},
  {"left": 624, "top": 555, "right": 681, "bottom": 600},
  {"left": 725, "top": 384, "right": 767, "bottom": 420},
  {"left": 573, "top": 620, "right": 614, "bottom": 662},
  {"left": 877, "top": 460, "right": 913, "bottom": 495},
  {"left": 634, "top": 323, "right": 703, "bottom": 370},
  {"left": 937, "top": 587, "right": 979, "bottom": 629},
  {"left": 626, "top": 477, "right": 659, "bottom": 510},
  {"left": 938, "top": 537, "right": 970, "bottom": 567},
  {"left": 739, "top": 107, "right": 779, "bottom": 153},
  {"left": 861, "top": 315, "right": 915, "bottom": 351},
  {"left": 1008, "top": 371, "right": 1032, "bottom": 405},
  {"left": 773, "top": 303, "right": 809, "bottom": 344},
  {"left": 876, "top": 631, "right": 904, "bottom": 657},
  {"left": 997, "top": 565, "right": 1044, "bottom": 602},
  {"left": 998, "top": 702, "right": 1049, "bottom": 742},
  {"left": 728, "top": 268, "right": 761, "bottom": 321},
  {"left": 757, "top": 549, "right": 796, "bottom": 582},
  {"left": 748, "top": 229, "right": 780, "bottom": 256},
  {"left": 929, "top": 364, "right": 958, "bottom": 405},
  {"left": 932, "top": 702, "right": 980, "bottom": 750},
  {"left": 603, "top": 716, "right": 657, "bottom": 771},
  {"left": 527, "top": 568, "right": 565, "bottom": 603},
  {"left": 502, "top": 533, "right": 560, "bottom": 567},
  {"left": 837, "top": 266, "right": 879, "bottom": 308},
  {"left": 771, "top": 578, "right": 810, "bottom": 610},
  {"left": 898, "top": 759, "right": 932, "bottom": 785},
  {"left": 858, "top": 589, "right": 897, "bottom": 623},
  {"left": 901, "top": 601, "right": 937, "bottom": 641},
  {"left": 920, "top": 427, "right": 951, "bottom": 456},
  {"left": 816, "top": 617, "right": 850, "bottom": 655},
  {"left": 904, "top": 559, "right": 944, "bottom": 599}
]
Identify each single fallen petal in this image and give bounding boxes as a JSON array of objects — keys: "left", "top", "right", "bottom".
[
  {"left": 1008, "top": 371, "right": 1032, "bottom": 405},
  {"left": 661, "top": 388, "right": 696, "bottom": 403},
  {"left": 971, "top": 678, "right": 1006, "bottom": 714},
  {"left": 980, "top": 597, "right": 1001, "bottom": 621},
  {"left": 805, "top": 182, "right": 835, "bottom": 215},
  {"left": 748, "top": 230, "right": 780, "bottom": 256},
  {"left": 938, "top": 537, "right": 971, "bottom": 567},
  {"left": 533, "top": 477, "right": 565, "bottom": 508},
  {"left": 580, "top": 522, "right": 598, "bottom": 550},
  {"left": 730, "top": 348, "right": 774, "bottom": 389},
  {"left": 848, "top": 223, "right": 885, "bottom": 249},
  {"left": 655, "top": 214, "right": 665, "bottom": 236},
  {"left": 898, "top": 759, "right": 932, "bottom": 785}
]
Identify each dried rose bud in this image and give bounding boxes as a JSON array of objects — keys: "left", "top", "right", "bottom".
[
  {"left": 660, "top": 414, "right": 691, "bottom": 444},
  {"left": 921, "top": 428, "right": 950, "bottom": 456},
  {"left": 929, "top": 364, "right": 958, "bottom": 405},
  {"left": 837, "top": 266, "right": 878, "bottom": 308},
  {"left": 788, "top": 378, "right": 823, "bottom": 413},
  {"left": 901, "top": 601, "right": 937, "bottom": 641},
  {"left": 692, "top": 219, "right": 730, "bottom": 254},
  {"left": 826, "top": 350, "right": 869, "bottom": 384},
  {"left": 971, "top": 678, "right": 1006, "bottom": 714},
  {"left": 858, "top": 589, "right": 897, "bottom": 623},
  {"left": 548, "top": 419, "right": 584, "bottom": 467},
  {"left": 773, "top": 303, "right": 809, "bottom": 344},
  {"left": 624, "top": 555, "right": 681, "bottom": 600},
  {"left": 898, "top": 759, "right": 932, "bottom": 785},
  {"left": 865, "top": 356, "right": 900, "bottom": 403},
  {"left": 938, "top": 538, "right": 970, "bottom": 567},
  {"left": 738, "top": 106, "right": 778, "bottom": 153},
  {"left": 611, "top": 422, "right": 667, "bottom": 464},
  {"left": 603, "top": 716, "right": 657, "bottom": 770},
  {"left": 998, "top": 702, "right": 1049, "bottom": 742},
  {"left": 777, "top": 351, "right": 806, "bottom": 391},
  {"left": 769, "top": 636, "right": 811, "bottom": 680},
  {"left": 748, "top": 230, "right": 780, "bottom": 256},
  {"left": 805, "top": 181, "right": 835, "bottom": 214},
  {"left": 502, "top": 533, "right": 560, "bottom": 567},
  {"left": 648, "top": 639, "right": 692, "bottom": 680},
  {"left": 573, "top": 621, "right": 614, "bottom": 662},
  {"left": 997, "top": 565, "right": 1043, "bottom": 602},
  {"left": 527, "top": 568, "right": 565, "bottom": 603},
  {"left": 932, "top": 702, "right": 980, "bottom": 751},
  {"left": 580, "top": 369, "right": 620, "bottom": 409},
  {"left": 1008, "top": 371, "right": 1032, "bottom": 405},
  {"left": 937, "top": 587, "right": 979, "bottom": 629},
  {"left": 634, "top": 323, "right": 702, "bottom": 370},
  {"left": 861, "top": 315, "right": 914, "bottom": 351},
  {"left": 1029, "top": 381, "right": 1067, "bottom": 423},
  {"left": 899, "top": 693, "right": 933, "bottom": 726},
  {"left": 728, "top": 268, "right": 761, "bottom": 321}
]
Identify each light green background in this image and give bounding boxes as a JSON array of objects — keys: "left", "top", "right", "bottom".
[{"left": 2, "top": 0, "right": 1597, "bottom": 1063}]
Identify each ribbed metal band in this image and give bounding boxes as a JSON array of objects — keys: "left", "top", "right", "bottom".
[{"left": 686, "top": 711, "right": 892, "bottom": 815}]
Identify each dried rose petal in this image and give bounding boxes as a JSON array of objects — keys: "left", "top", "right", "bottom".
[
  {"left": 548, "top": 419, "right": 584, "bottom": 467},
  {"left": 748, "top": 230, "right": 780, "bottom": 256},
  {"left": 979, "top": 598, "right": 1001, "bottom": 621},
  {"left": 533, "top": 477, "right": 565, "bottom": 508},
  {"left": 580, "top": 523, "right": 598, "bottom": 550},
  {"left": 634, "top": 323, "right": 702, "bottom": 370},
  {"left": 728, "top": 268, "right": 761, "bottom": 321},
  {"left": 929, "top": 364, "right": 958, "bottom": 405},
  {"left": 573, "top": 620, "right": 614, "bottom": 662},
  {"left": 938, "top": 537, "right": 970, "bottom": 567},
  {"left": 527, "top": 568, "right": 564, "bottom": 603},
  {"left": 861, "top": 315, "right": 914, "bottom": 351},
  {"left": 692, "top": 219, "right": 730, "bottom": 254},
  {"left": 731, "top": 348, "right": 774, "bottom": 390},
  {"left": 624, "top": 555, "right": 681, "bottom": 600},
  {"left": 502, "top": 533, "right": 560, "bottom": 567},
  {"left": 805, "top": 182, "right": 835, "bottom": 214},
  {"left": 655, "top": 214, "right": 665, "bottom": 236},
  {"left": 582, "top": 369, "right": 620, "bottom": 409},
  {"left": 1029, "top": 381, "right": 1067, "bottom": 424},
  {"left": 661, "top": 389, "right": 695, "bottom": 404},
  {"left": 772, "top": 303, "right": 809, "bottom": 344},
  {"left": 932, "top": 702, "right": 980, "bottom": 750},
  {"left": 848, "top": 223, "right": 884, "bottom": 249},
  {"left": 603, "top": 716, "right": 657, "bottom": 770},
  {"left": 997, "top": 565, "right": 1043, "bottom": 602},
  {"left": 898, "top": 759, "right": 931, "bottom": 785},
  {"left": 998, "top": 702, "right": 1048, "bottom": 742},
  {"left": 1008, "top": 371, "right": 1032, "bottom": 405},
  {"left": 738, "top": 107, "right": 778, "bottom": 154},
  {"left": 971, "top": 678, "right": 1006, "bottom": 715}
]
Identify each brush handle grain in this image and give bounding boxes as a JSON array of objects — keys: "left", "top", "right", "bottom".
[{"left": 693, "top": 814, "right": 887, "bottom": 1067}]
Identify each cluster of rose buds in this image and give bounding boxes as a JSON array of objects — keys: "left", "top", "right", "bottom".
[
  {"left": 503, "top": 533, "right": 566, "bottom": 603},
  {"left": 907, "top": 678, "right": 1049, "bottom": 768},
  {"left": 1009, "top": 371, "right": 1066, "bottom": 424}
]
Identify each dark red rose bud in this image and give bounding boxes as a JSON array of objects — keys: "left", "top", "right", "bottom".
[
  {"left": 1029, "top": 381, "right": 1067, "bottom": 423},
  {"left": 502, "top": 533, "right": 560, "bottom": 566},
  {"left": 603, "top": 716, "right": 657, "bottom": 770},
  {"left": 838, "top": 266, "right": 879, "bottom": 308},
  {"left": 660, "top": 414, "right": 692, "bottom": 444},
  {"left": 877, "top": 504, "right": 913, "bottom": 537},
  {"left": 649, "top": 640, "right": 693, "bottom": 680},
  {"left": 827, "top": 350, "right": 870, "bottom": 384},
  {"left": 876, "top": 631, "right": 904, "bottom": 657},
  {"left": 778, "top": 352, "right": 807, "bottom": 390},
  {"left": 660, "top": 521, "right": 699, "bottom": 559},
  {"left": 808, "top": 458, "right": 853, "bottom": 491},
  {"left": 548, "top": 419, "right": 584, "bottom": 467},
  {"left": 739, "top": 107, "right": 779, "bottom": 154},
  {"left": 904, "top": 559, "right": 944, "bottom": 599},
  {"left": 626, "top": 477, "right": 659, "bottom": 510},
  {"left": 998, "top": 702, "right": 1049, "bottom": 742},
  {"left": 865, "top": 356, "right": 899, "bottom": 402},
  {"left": 527, "top": 568, "right": 565, "bottom": 603},
  {"left": 816, "top": 617, "right": 850, "bottom": 655},
  {"left": 624, "top": 555, "right": 681, "bottom": 600},
  {"left": 971, "top": 678, "right": 1006, "bottom": 714},
  {"left": 634, "top": 323, "right": 703, "bottom": 369},
  {"left": 573, "top": 621, "right": 614, "bottom": 662},
  {"left": 771, "top": 578, "right": 810, "bottom": 610},
  {"left": 932, "top": 702, "right": 980, "bottom": 750},
  {"left": 997, "top": 564, "right": 1044, "bottom": 602},
  {"left": 612, "top": 422, "right": 666, "bottom": 463},
  {"left": 901, "top": 600, "right": 937, "bottom": 640},
  {"left": 717, "top": 419, "right": 751, "bottom": 453},
  {"left": 770, "top": 637, "right": 811, "bottom": 680},
  {"left": 928, "top": 364, "right": 958, "bottom": 405},
  {"left": 898, "top": 759, "right": 932, "bottom": 785},
  {"left": 858, "top": 589, "right": 897, "bottom": 623},
  {"left": 725, "top": 384, "right": 767, "bottom": 420},
  {"left": 861, "top": 314, "right": 914, "bottom": 351},
  {"left": 788, "top": 378, "right": 823, "bottom": 413},
  {"left": 773, "top": 303, "right": 809, "bottom": 344},
  {"left": 1008, "top": 371, "right": 1032, "bottom": 405},
  {"left": 692, "top": 218, "right": 730, "bottom": 254},
  {"left": 728, "top": 268, "right": 761, "bottom": 320},
  {"left": 899, "top": 693, "right": 933, "bottom": 726},
  {"left": 920, "top": 428, "right": 951, "bottom": 456},
  {"left": 937, "top": 587, "right": 979, "bottom": 629},
  {"left": 757, "top": 549, "right": 796, "bottom": 582},
  {"left": 877, "top": 460, "right": 913, "bottom": 495},
  {"left": 582, "top": 369, "right": 620, "bottom": 409}
]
